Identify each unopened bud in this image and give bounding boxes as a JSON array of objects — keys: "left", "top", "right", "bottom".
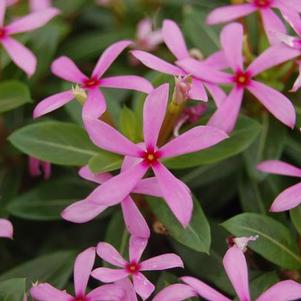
[
  {"left": 189, "top": 48, "right": 204, "bottom": 60},
  {"left": 227, "top": 235, "right": 259, "bottom": 252}
]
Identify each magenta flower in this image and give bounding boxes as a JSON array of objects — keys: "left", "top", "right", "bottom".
[
  {"left": 131, "top": 19, "right": 228, "bottom": 106},
  {"left": 30, "top": 247, "right": 125, "bottom": 301},
  {"left": 257, "top": 160, "right": 301, "bottom": 211},
  {"left": 28, "top": 157, "right": 51, "bottom": 180},
  {"left": 0, "top": 2, "right": 59, "bottom": 76},
  {"left": 33, "top": 40, "right": 153, "bottom": 120},
  {"left": 83, "top": 84, "right": 228, "bottom": 226},
  {"left": 91, "top": 236, "right": 184, "bottom": 300},
  {"left": 182, "top": 245, "right": 301, "bottom": 301},
  {"left": 0, "top": 218, "right": 13, "bottom": 239},
  {"left": 206, "top": 0, "right": 301, "bottom": 44},
  {"left": 178, "top": 22, "right": 299, "bottom": 133}
]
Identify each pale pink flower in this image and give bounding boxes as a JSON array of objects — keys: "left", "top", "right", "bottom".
[
  {"left": 178, "top": 22, "right": 299, "bottom": 133},
  {"left": 28, "top": 156, "right": 51, "bottom": 180},
  {"left": 30, "top": 247, "right": 125, "bottom": 301},
  {"left": 0, "top": 218, "right": 13, "bottom": 239},
  {"left": 182, "top": 245, "right": 301, "bottom": 301},
  {"left": 33, "top": 40, "right": 153, "bottom": 120},
  {"left": 91, "top": 236, "right": 184, "bottom": 300},
  {"left": 257, "top": 160, "right": 301, "bottom": 211},
  {"left": 83, "top": 84, "right": 228, "bottom": 226},
  {"left": 0, "top": 2, "right": 59, "bottom": 76}
]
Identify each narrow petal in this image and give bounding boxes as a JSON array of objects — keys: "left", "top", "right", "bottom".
[
  {"left": 256, "top": 280, "right": 301, "bottom": 301},
  {"left": 2, "top": 37, "right": 36, "bottom": 76},
  {"left": 160, "top": 125, "right": 228, "bottom": 158},
  {"left": 51, "top": 56, "right": 88, "bottom": 84},
  {"left": 92, "top": 40, "right": 132, "bottom": 78},
  {"left": 162, "top": 19, "right": 189, "bottom": 60},
  {"left": 292, "top": 64, "right": 301, "bottom": 92},
  {"left": 97, "top": 242, "right": 127, "bottom": 267},
  {"left": 205, "top": 50, "right": 229, "bottom": 70},
  {"left": 82, "top": 88, "right": 106, "bottom": 120},
  {"left": 91, "top": 268, "right": 128, "bottom": 283},
  {"left": 6, "top": 8, "right": 59, "bottom": 34},
  {"left": 152, "top": 284, "right": 197, "bottom": 301},
  {"left": 223, "top": 246, "right": 251, "bottom": 301},
  {"left": 101, "top": 75, "right": 153, "bottom": 93},
  {"left": 152, "top": 162, "right": 193, "bottom": 227},
  {"left": 206, "top": 4, "right": 256, "bottom": 25},
  {"left": 79, "top": 166, "right": 112, "bottom": 184},
  {"left": 88, "top": 284, "right": 126, "bottom": 301},
  {"left": 0, "top": 0, "right": 6, "bottom": 27},
  {"left": 30, "top": 283, "right": 72, "bottom": 301},
  {"left": 257, "top": 160, "right": 301, "bottom": 177},
  {"left": 143, "top": 83, "right": 169, "bottom": 148},
  {"left": 204, "top": 82, "right": 227, "bottom": 108},
  {"left": 85, "top": 119, "right": 141, "bottom": 156},
  {"left": 207, "top": 87, "right": 244, "bottom": 133},
  {"left": 181, "top": 276, "right": 231, "bottom": 301},
  {"left": 0, "top": 219, "right": 13, "bottom": 239},
  {"left": 270, "top": 182, "right": 301, "bottom": 212},
  {"left": 220, "top": 23, "right": 244, "bottom": 72},
  {"left": 74, "top": 247, "right": 96, "bottom": 297},
  {"left": 133, "top": 273, "right": 155, "bottom": 300},
  {"left": 129, "top": 236, "right": 148, "bottom": 263},
  {"left": 132, "top": 177, "right": 163, "bottom": 198},
  {"left": 247, "top": 80, "right": 295, "bottom": 129},
  {"left": 33, "top": 90, "right": 74, "bottom": 118},
  {"left": 131, "top": 50, "right": 185, "bottom": 75},
  {"left": 280, "top": 7, "right": 301, "bottom": 36},
  {"left": 189, "top": 77, "right": 208, "bottom": 101},
  {"left": 140, "top": 254, "right": 183, "bottom": 271}
]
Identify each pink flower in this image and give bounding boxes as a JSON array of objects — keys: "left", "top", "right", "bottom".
[
  {"left": 91, "top": 236, "right": 184, "bottom": 300},
  {"left": 30, "top": 247, "right": 125, "bottom": 301},
  {"left": 0, "top": 2, "right": 59, "bottom": 76},
  {"left": 0, "top": 218, "right": 13, "bottom": 239},
  {"left": 33, "top": 40, "right": 153, "bottom": 120},
  {"left": 28, "top": 157, "right": 51, "bottom": 180},
  {"left": 257, "top": 160, "right": 301, "bottom": 211},
  {"left": 178, "top": 22, "right": 299, "bottom": 133},
  {"left": 182, "top": 245, "right": 301, "bottom": 301},
  {"left": 131, "top": 19, "right": 228, "bottom": 106},
  {"left": 206, "top": 0, "right": 301, "bottom": 45},
  {"left": 83, "top": 84, "right": 228, "bottom": 226}
]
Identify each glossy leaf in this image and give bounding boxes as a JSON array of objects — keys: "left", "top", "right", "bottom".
[
  {"left": 88, "top": 151, "right": 122, "bottom": 173},
  {"left": 0, "top": 278, "right": 26, "bottom": 301}
]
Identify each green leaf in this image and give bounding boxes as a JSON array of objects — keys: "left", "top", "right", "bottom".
[
  {"left": 290, "top": 204, "right": 301, "bottom": 236},
  {"left": 147, "top": 196, "right": 211, "bottom": 253},
  {"left": 9, "top": 121, "right": 99, "bottom": 166},
  {"left": 0, "top": 80, "right": 31, "bottom": 114},
  {"left": 165, "top": 115, "right": 261, "bottom": 169},
  {"left": 222, "top": 213, "right": 301, "bottom": 269},
  {"left": 0, "top": 278, "right": 26, "bottom": 301},
  {"left": 88, "top": 152, "right": 122, "bottom": 173},
  {"left": 120, "top": 106, "right": 140, "bottom": 142},
  {"left": 250, "top": 272, "right": 279, "bottom": 300}
]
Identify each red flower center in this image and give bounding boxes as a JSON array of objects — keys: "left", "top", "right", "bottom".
[
  {"left": 233, "top": 71, "right": 251, "bottom": 87},
  {"left": 141, "top": 148, "right": 161, "bottom": 166},
  {"left": 0, "top": 28, "right": 7, "bottom": 39},
  {"left": 253, "top": 0, "right": 271, "bottom": 8},
  {"left": 74, "top": 296, "right": 88, "bottom": 301},
  {"left": 126, "top": 261, "right": 141, "bottom": 274},
  {"left": 82, "top": 77, "right": 100, "bottom": 89}
]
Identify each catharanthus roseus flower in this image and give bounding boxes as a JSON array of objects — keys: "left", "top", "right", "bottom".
[
  {"left": 178, "top": 22, "right": 299, "bottom": 133},
  {"left": 28, "top": 157, "right": 51, "bottom": 180},
  {"left": 182, "top": 245, "right": 301, "bottom": 301},
  {"left": 0, "top": 2, "right": 59, "bottom": 76},
  {"left": 0, "top": 218, "right": 13, "bottom": 239},
  {"left": 30, "top": 247, "right": 125, "bottom": 301},
  {"left": 91, "top": 236, "right": 184, "bottom": 300},
  {"left": 84, "top": 84, "right": 228, "bottom": 226},
  {"left": 33, "top": 40, "right": 153, "bottom": 120},
  {"left": 257, "top": 160, "right": 301, "bottom": 211}
]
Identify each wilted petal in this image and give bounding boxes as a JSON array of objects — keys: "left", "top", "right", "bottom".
[
  {"left": 91, "top": 268, "right": 128, "bottom": 282},
  {"left": 257, "top": 160, "right": 301, "bottom": 177},
  {"left": 133, "top": 273, "right": 155, "bottom": 300},
  {"left": 0, "top": 219, "right": 13, "bottom": 239},
  {"left": 189, "top": 77, "right": 208, "bottom": 101},
  {"left": 79, "top": 166, "right": 112, "bottom": 184},
  {"left": 140, "top": 254, "right": 183, "bottom": 271},
  {"left": 30, "top": 283, "right": 72, "bottom": 301},
  {"left": 152, "top": 283, "right": 197, "bottom": 301},
  {"left": 87, "top": 284, "right": 126, "bottom": 301},
  {"left": 82, "top": 88, "right": 106, "bottom": 120},
  {"left": 129, "top": 236, "right": 148, "bottom": 263},
  {"left": 97, "top": 242, "right": 127, "bottom": 267}
]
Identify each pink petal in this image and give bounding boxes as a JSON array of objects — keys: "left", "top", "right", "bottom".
[
  {"left": 0, "top": 219, "right": 13, "bottom": 239},
  {"left": 270, "top": 182, "right": 301, "bottom": 212},
  {"left": 51, "top": 56, "right": 88, "bottom": 84},
  {"left": 143, "top": 83, "right": 169, "bottom": 148},
  {"left": 181, "top": 276, "right": 231, "bottom": 301},
  {"left": 247, "top": 80, "right": 295, "bottom": 129},
  {"left": 132, "top": 177, "right": 162, "bottom": 198},
  {"left": 2, "top": 37, "right": 36, "bottom": 77},
  {"left": 6, "top": 8, "right": 59, "bottom": 34},
  {"left": 160, "top": 125, "right": 228, "bottom": 158},
  {"left": 292, "top": 63, "right": 301, "bottom": 92},
  {"left": 133, "top": 273, "right": 155, "bottom": 300},
  {"left": 152, "top": 283, "right": 197, "bottom": 301},
  {"left": 0, "top": 0, "right": 6, "bottom": 27},
  {"left": 220, "top": 23, "right": 244, "bottom": 72},
  {"left": 204, "top": 82, "right": 227, "bottom": 108},
  {"left": 257, "top": 160, "right": 301, "bottom": 177},
  {"left": 189, "top": 77, "right": 208, "bottom": 101},
  {"left": 278, "top": 0, "right": 301, "bottom": 11},
  {"left": 28, "top": 156, "right": 41, "bottom": 177},
  {"left": 256, "top": 280, "right": 301, "bottom": 301},
  {"left": 30, "top": 283, "right": 72, "bottom": 301},
  {"left": 74, "top": 247, "right": 96, "bottom": 297},
  {"left": 33, "top": 90, "right": 74, "bottom": 118},
  {"left": 91, "top": 268, "right": 128, "bottom": 283},
  {"left": 205, "top": 50, "right": 229, "bottom": 70},
  {"left": 140, "top": 253, "right": 183, "bottom": 271},
  {"left": 207, "top": 87, "right": 244, "bottom": 133},
  {"left": 42, "top": 161, "right": 51, "bottom": 180},
  {"left": 223, "top": 246, "right": 251, "bottom": 301},
  {"left": 29, "top": 0, "right": 51, "bottom": 12},
  {"left": 129, "top": 236, "right": 148, "bottom": 263},
  {"left": 97, "top": 242, "right": 127, "bottom": 267},
  {"left": 131, "top": 50, "right": 185, "bottom": 76},
  {"left": 280, "top": 8, "right": 301, "bottom": 36},
  {"left": 206, "top": 4, "right": 256, "bottom": 25},
  {"left": 82, "top": 88, "right": 106, "bottom": 120},
  {"left": 162, "top": 19, "right": 189, "bottom": 60},
  {"left": 137, "top": 19, "right": 152, "bottom": 39},
  {"left": 101, "top": 75, "right": 153, "bottom": 93},
  {"left": 78, "top": 166, "right": 112, "bottom": 184},
  {"left": 87, "top": 284, "right": 125, "bottom": 301},
  {"left": 92, "top": 40, "right": 132, "bottom": 78},
  {"left": 121, "top": 197, "right": 150, "bottom": 239},
  {"left": 115, "top": 278, "right": 138, "bottom": 301},
  {"left": 152, "top": 162, "right": 193, "bottom": 227}
]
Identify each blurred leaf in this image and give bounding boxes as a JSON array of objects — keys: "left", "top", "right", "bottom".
[
  {"left": 9, "top": 121, "right": 99, "bottom": 166},
  {"left": 88, "top": 152, "right": 122, "bottom": 173},
  {"left": 0, "top": 278, "right": 26, "bottom": 301},
  {"left": 285, "top": 136, "right": 301, "bottom": 166},
  {"left": 290, "top": 205, "right": 301, "bottom": 236},
  {"left": 120, "top": 106, "right": 140, "bottom": 142}
]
